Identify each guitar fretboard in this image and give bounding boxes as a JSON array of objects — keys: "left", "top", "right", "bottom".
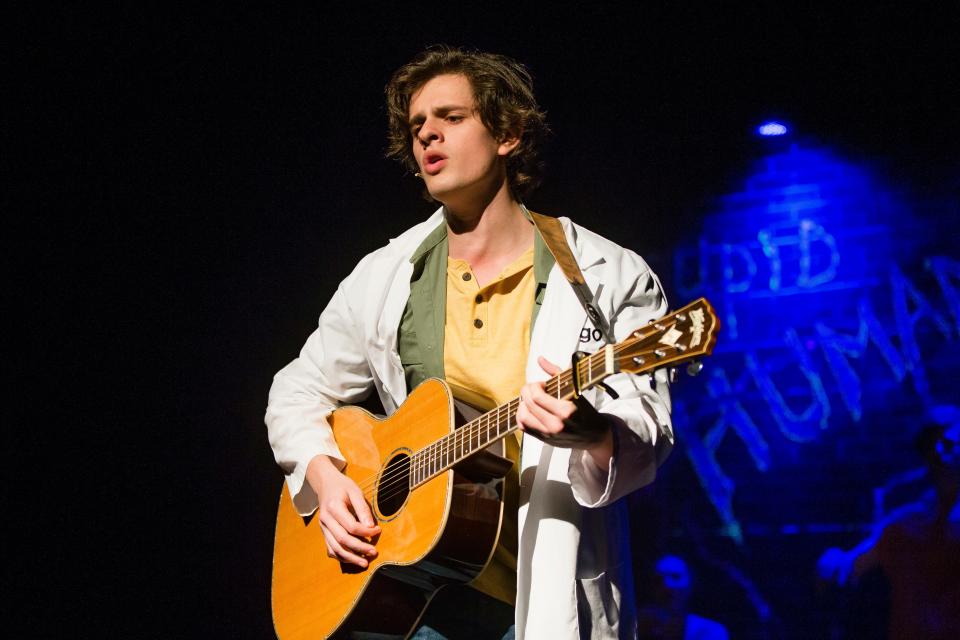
[{"left": 409, "top": 345, "right": 614, "bottom": 488}]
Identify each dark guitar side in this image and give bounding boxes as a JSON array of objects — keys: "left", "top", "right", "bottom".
[{"left": 272, "top": 379, "right": 506, "bottom": 640}]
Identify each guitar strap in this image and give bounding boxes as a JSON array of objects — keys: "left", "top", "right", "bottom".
[{"left": 528, "top": 209, "right": 616, "bottom": 344}]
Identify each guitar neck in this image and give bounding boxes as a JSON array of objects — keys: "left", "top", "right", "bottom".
[{"left": 409, "top": 345, "right": 617, "bottom": 488}]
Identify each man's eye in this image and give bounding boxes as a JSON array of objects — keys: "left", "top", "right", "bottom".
[{"left": 447, "top": 115, "right": 464, "bottom": 122}]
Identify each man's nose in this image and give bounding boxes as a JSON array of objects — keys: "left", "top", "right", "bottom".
[{"left": 417, "top": 121, "right": 441, "bottom": 147}]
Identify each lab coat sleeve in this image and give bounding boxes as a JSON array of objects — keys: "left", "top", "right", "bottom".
[
  {"left": 567, "top": 248, "right": 673, "bottom": 508},
  {"left": 265, "top": 278, "right": 376, "bottom": 516}
]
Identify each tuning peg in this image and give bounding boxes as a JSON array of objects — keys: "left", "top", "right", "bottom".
[
  {"left": 686, "top": 361, "right": 703, "bottom": 376},
  {"left": 669, "top": 368, "right": 678, "bottom": 383}
]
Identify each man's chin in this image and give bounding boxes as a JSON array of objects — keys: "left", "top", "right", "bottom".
[{"left": 423, "top": 178, "right": 454, "bottom": 200}]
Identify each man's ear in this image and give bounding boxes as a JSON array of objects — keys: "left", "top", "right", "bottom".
[{"left": 497, "top": 128, "right": 523, "bottom": 157}]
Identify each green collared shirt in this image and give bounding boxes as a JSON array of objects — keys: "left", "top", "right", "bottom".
[{"left": 397, "top": 216, "right": 556, "bottom": 393}]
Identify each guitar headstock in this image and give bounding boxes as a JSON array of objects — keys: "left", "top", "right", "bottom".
[{"left": 616, "top": 298, "right": 720, "bottom": 376}]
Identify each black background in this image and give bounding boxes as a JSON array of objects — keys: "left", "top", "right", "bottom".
[{"left": 15, "top": 3, "right": 959, "bottom": 637}]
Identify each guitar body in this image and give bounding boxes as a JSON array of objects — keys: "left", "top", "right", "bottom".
[{"left": 272, "top": 379, "right": 506, "bottom": 639}]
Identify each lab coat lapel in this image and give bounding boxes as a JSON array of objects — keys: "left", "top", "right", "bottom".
[{"left": 362, "top": 263, "right": 412, "bottom": 413}]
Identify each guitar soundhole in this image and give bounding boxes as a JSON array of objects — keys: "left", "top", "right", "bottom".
[{"left": 375, "top": 452, "right": 411, "bottom": 519}]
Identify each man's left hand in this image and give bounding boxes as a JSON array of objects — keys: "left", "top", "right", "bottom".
[{"left": 517, "top": 356, "right": 616, "bottom": 469}]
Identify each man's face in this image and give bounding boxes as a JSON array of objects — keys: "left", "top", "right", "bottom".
[{"left": 407, "top": 74, "right": 517, "bottom": 207}]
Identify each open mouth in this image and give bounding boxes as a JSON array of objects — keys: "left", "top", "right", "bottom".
[{"left": 423, "top": 153, "right": 447, "bottom": 175}]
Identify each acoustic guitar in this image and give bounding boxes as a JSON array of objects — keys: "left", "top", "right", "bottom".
[{"left": 272, "top": 297, "right": 720, "bottom": 639}]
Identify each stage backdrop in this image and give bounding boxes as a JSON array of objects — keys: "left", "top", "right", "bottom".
[{"left": 631, "top": 138, "right": 959, "bottom": 638}]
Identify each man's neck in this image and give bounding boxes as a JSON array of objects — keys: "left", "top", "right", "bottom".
[{"left": 444, "top": 182, "right": 534, "bottom": 285}]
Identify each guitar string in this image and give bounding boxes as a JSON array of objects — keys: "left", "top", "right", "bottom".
[
  {"left": 357, "top": 335, "right": 679, "bottom": 506},
  {"left": 367, "top": 346, "right": 691, "bottom": 508},
  {"left": 353, "top": 327, "right": 680, "bottom": 503},
  {"left": 356, "top": 331, "right": 678, "bottom": 505},
  {"left": 353, "top": 353, "right": 596, "bottom": 501},
  {"left": 366, "top": 345, "right": 672, "bottom": 507},
  {"left": 355, "top": 340, "right": 623, "bottom": 500},
  {"left": 354, "top": 354, "right": 590, "bottom": 497},
  {"left": 356, "top": 385, "right": 553, "bottom": 501}
]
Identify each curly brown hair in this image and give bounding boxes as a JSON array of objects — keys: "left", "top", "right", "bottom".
[{"left": 385, "top": 46, "right": 549, "bottom": 200}]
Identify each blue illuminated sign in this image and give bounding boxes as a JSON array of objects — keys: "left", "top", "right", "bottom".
[{"left": 671, "top": 145, "right": 958, "bottom": 541}]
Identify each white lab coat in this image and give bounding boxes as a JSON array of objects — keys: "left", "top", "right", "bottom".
[{"left": 266, "top": 208, "right": 673, "bottom": 639}]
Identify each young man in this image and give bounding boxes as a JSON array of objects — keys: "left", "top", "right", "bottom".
[{"left": 266, "top": 47, "right": 674, "bottom": 639}]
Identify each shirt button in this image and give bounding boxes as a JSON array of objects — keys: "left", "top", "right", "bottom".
[
  {"left": 462, "top": 272, "right": 472, "bottom": 281},
  {"left": 475, "top": 294, "right": 483, "bottom": 304},
  {"left": 474, "top": 319, "right": 483, "bottom": 329}
]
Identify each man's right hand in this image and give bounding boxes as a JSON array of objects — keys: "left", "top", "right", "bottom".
[{"left": 305, "top": 454, "right": 381, "bottom": 568}]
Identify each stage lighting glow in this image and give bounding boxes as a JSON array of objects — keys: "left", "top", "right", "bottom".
[{"left": 757, "top": 121, "right": 788, "bottom": 136}]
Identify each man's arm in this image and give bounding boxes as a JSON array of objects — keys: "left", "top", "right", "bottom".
[
  {"left": 267, "top": 285, "right": 371, "bottom": 510},
  {"left": 266, "top": 282, "right": 381, "bottom": 566},
  {"left": 517, "top": 355, "right": 616, "bottom": 469},
  {"left": 518, "top": 247, "right": 672, "bottom": 508}
]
